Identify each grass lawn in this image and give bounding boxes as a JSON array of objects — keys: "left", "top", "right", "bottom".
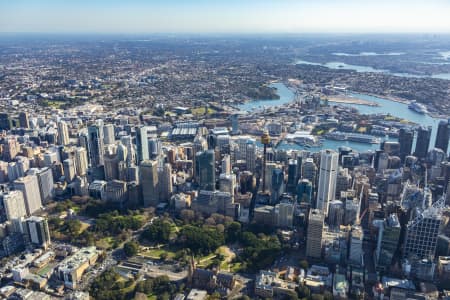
[
  {"left": 191, "top": 107, "right": 216, "bottom": 115},
  {"left": 78, "top": 221, "right": 90, "bottom": 233},
  {"left": 96, "top": 237, "right": 115, "bottom": 250},
  {"left": 140, "top": 247, "right": 176, "bottom": 259}
]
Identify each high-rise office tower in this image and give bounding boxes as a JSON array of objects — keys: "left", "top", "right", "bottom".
[
  {"left": 375, "top": 214, "right": 401, "bottom": 271},
  {"left": 335, "top": 168, "right": 352, "bottom": 198},
  {"left": 14, "top": 175, "right": 42, "bottom": 215},
  {"left": 349, "top": 225, "right": 364, "bottom": 266},
  {"left": 103, "top": 124, "right": 115, "bottom": 145},
  {"left": 88, "top": 121, "right": 104, "bottom": 167},
  {"left": 25, "top": 216, "right": 51, "bottom": 249},
  {"left": 105, "top": 180, "right": 128, "bottom": 207},
  {"left": 245, "top": 140, "right": 256, "bottom": 173},
  {"left": 195, "top": 150, "right": 215, "bottom": 191},
  {"left": 2, "top": 190, "right": 27, "bottom": 220},
  {"left": 302, "top": 158, "right": 317, "bottom": 185},
  {"left": 3, "top": 137, "right": 20, "bottom": 161},
  {"left": 159, "top": 163, "right": 173, "bottom": 202},
  {"left": 57, "top": 121, "right": 70, "bottom": 146},
  {"left": 414, "top": 126, "right": 432, "bottom": 159},
  {"left": 297, "top": 179, "right": 312, "bottom": 204},
  {"left": 193, "top": 134, "right": 208, "bottom": 155},
  {"left": 217, "top": 134, "right": 231, "bottom": 154},
  {"left": 121, "top": 135, "right": 136, "bottom": 167},
  {"left": 140, "top": 160, "right": 159, "bottom": 207},
  {"left": 435, "top": 120, "right": 450, "bottom": 153},
  {"left": 399, "top": 128, "right": 414, "bottom": 162},
  {"left": 27, "top": 167, "right": 54, "bottom": 204},
  {"left": 271, "top": 168, "right": 284, "bottom": 204},
  {"left": 63, "top": 158, "right": 76, "bottom": 182},
  {"left": 261, "top": 131, "right": 270, "bottom": 192},
  {"left": 0, "top": 113, "right": 11, "bottom": 130},
  {"left": 104, "top": 152, "right": 119, "bottom": 181},
  {"left": 230, "top": 114, "right": 240, "bottom": 135},
  {"left": 404, "top": 208, "right": 442, "bottom": 260},
  {"left": 275, "top": 201, "right": 294, "bottom": 228},
  {"left": 149, "top": 138, "right": 162, "bottom": 159},
  {"left": 236, "top": 136, "right": 251, "bottom": 160},
  {"left": 287, "top": 159, "right": 298, "bottom": 194},
  {"left": 306, "top": 209, "right": 324, "bottom": 259},
  {"left": 327, "top": 200, "right": 344, "bottom": 229},
  {"left": 136, "top": 126, "right": 149, "bottom": 163},
  {"left": 219, "top": 173, "right": 236, "bottom": 198},
  {"left": 75, "top": 147, "right": 88, "bottom": 176},
  {"left": 18, "top": 112, "right": 29, "bottom": 129},
  {"left": 221, "top": 154, "right": 231, "bottom": 175},
  {"left": 317, "top": 150, "right": 338, "bottom": 215}
]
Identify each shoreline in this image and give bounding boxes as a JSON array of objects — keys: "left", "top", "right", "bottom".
[{"left": 328, "top": 95, "right": 379, "bottom": 106}]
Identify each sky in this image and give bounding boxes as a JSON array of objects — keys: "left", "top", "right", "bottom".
[{"left": 0, "top": 0, "right": 450, "bottom": 34}]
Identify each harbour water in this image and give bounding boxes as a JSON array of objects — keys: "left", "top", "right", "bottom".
[
  {"left": 237, "top": 82, "right": 295, "bottom": 112},
  {"left": 241, "top": 82, "right": 445, "bottom": 152},
  {"left": 295, "top": 59, "right": 450, "bottom": 80}
]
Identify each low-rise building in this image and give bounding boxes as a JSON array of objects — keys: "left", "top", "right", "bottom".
[{"left": 54, "top": 246, "right": 99, "bottom": 289}]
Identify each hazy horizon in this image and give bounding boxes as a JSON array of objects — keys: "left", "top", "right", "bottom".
[{"left": 1, "top": 0, "right": 450, "bottom": 34}]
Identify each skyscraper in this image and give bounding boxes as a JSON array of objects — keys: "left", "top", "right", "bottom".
[
  {"left": 221, "top": 154, "right": 231, "bottom": 175},
  {"left": 317, "top": 150, "right": 338, "bottom": 215},
  {"left": 75, "top": 147, "right": 88, "bottom": 176},
  {"left": 297, "top": 179, "right": 312, "bottom": 204},
  {"left": 140, "top": 160, "right": 159, "bottom": 207},
  {"left": 136, "top": 126, "right": 149, "bottom": 163},
  {"left": 375, "top": 214, "right": 401, "bottom": 271},
  {"left": 302, "top": 158, "right": 317, "bottom": 185},
  {"left": 0, "top": 113, "right": 11, "bottom": 130},
  {"left": 349, "top": 225, "right": 364, "bottom": 266},
  {"left": 435, "top": 120, "right": 450, "bottom": 153},
  {"left": 245, "top": 139, "right": 256, "bottom": 173},
  {"left": 14, "top": 175, "right": 42, "bottom": 215},
  {"left": 271, "top": 168, "right": 284, "bottom": 204},
  {"left": 103, "top": 124, "right": 115, "bottom": 145},
  {"left": 18, "top": 112, "right": 29, "bottom": 129},
  {"left": 404, "top": 208, "right": 442, "bottom": 261},
  {"left": 159, "top": 163, "right": 173, "bottom": 202},
  {"left": 57, "top": 121, "right": 70, "bottom": 146},
  {"left": 287, "top": 159, "right": 298, "bottom": 194},
  {"left": 27, "top": 167, "right": 54, "bottom": 204},
  {"left": 306, "top": 209, "right": 324, "bottom": 259},
  {"left": 88, "top": 121, "right": 104, "bottom": 167},
  {"left": 63, "top": 158, "right": 76, "bottom": 182},
  {"left": 25, "top": 216, "right": 51, "bottom": 249},
  {"left": 414, "top": 126, "right": 432, "bottom": 159},
  {"left": 195, "top": 150, "right": 215, "bottom": 191},
  {"left": 398, "top": 128, "right": 414, "bottom": 162},
  {"left": 2, "top": 190, "right": 27, "bottom": 220}
]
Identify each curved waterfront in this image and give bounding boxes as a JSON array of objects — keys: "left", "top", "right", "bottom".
[{"left": 242, "top": 82, "right": 445, "bottom": 152}]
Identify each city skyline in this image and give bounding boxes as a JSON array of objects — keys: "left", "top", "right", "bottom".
[{"left": 1, "top": 0, "right": 450, "bottom": 34}]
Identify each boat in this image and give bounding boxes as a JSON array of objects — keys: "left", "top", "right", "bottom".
[{"left": 408, "top": 101, "right": 428, "bottom": 114}]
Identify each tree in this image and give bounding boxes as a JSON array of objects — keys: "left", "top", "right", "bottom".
[
  {"left": 179, "top": 225, "right": 225, "bottom": 255},
  {"left": 296, "top": 285, "right": 310, "bottom": 298},
  {"left": 123, "top": 241, "right": 139, "bottom": 257},
  {"left": 299, "top": 259, "right": 309, "bottom": 270},
  {"left": 66, "top": 219, "right": 82, "bottom": 235},
  {"left": 283, "top": 291, "right": 299, "bottom": 300},
  {"left": 141, "top": 220, "right": 171, "bottom": 243},
  {"left": 323, "top": 291, "right": 333, "bottom": 300},
  {"left": 311, "top": 294, "right": 324, "bottom": 300},
  {"left": 225, "top": 221, "right": 241, "bottom": 243}
]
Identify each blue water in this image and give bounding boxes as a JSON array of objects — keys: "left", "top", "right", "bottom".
[
  {"left": 241, "top": 82, "right": 445, "bottom": 152},
  {"left": 295, "top": 59, "right": 450, "bottom": 80},
  {"left": 237, "top": 82, "right": 295, "bottom": 112}
]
